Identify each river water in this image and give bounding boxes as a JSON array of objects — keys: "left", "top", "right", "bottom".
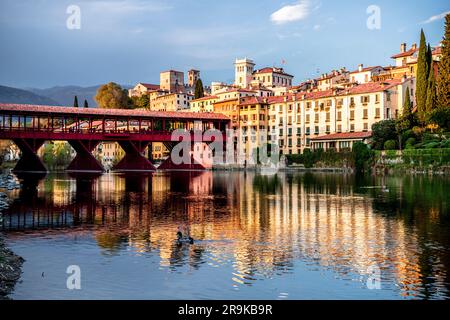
[{"left": 1, "top": 171, "right": 449, "bottom": 300}]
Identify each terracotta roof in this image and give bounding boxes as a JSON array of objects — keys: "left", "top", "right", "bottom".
[
  {"left": 191, "top": 96, "right": 218, "bottom": 102},
  {"left": 344, "top": 79, "right": 402, "bottom": 95},
  {"left": 391, "top": 48, "right": 418, "bottom": 59},
  {"left": 349, "top": 66, "right": 382, "bottom": 74},
  {"left": 253, "top": 67, "right": 294, "bottom": 77},
  {"left": 139, "top": 83, "right": 160, "bottom": 90},
  {"left": 311, "top": 131, "right": 372, "bottom": 141},
  {"left": 238, "top": 96, "right": 267, "bottom": 106},
  {"left": 0, "top": 103, "right": 230, "bottom": 121},
  {"left": 296, "top": 89, "right": 335, "bottom": 100}
]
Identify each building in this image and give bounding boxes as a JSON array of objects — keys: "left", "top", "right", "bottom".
[
  {"left": 237, "top": 96, "right": 269, "bottom": 162},
  {"left": 160, "top": 70, "right": 185, "bottom": 93},
  {"left": 129, "top": 83, "right": 160, "bottom": 97},
  {"left": 149, "top": 92, "right": 194, "bottom": 112},
  {"left": 188, "top": 69, "right": 200, "bottom": 87},
  {"left": 213, "top": 98, "right": 240, "bottom": 131},
  {"left": 97, "top": 142, "right": 125, "bottom": 170},
  {"left": 234, "top": 58, "right": 256, "bottom": 88},
  {"left": 251, "top": 67, "right": 294, "bottom": 88},
  {"left": 216, "top": 88, "right": 257, "bottom": 101},
  {"left": 349, "top": 65, "right": 384, "bottom": 84},
  {"left": 190, "top": 96, "right": 218, "bottom": 113}
]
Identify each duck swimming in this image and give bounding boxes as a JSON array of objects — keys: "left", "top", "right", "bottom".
[{"left": 177, "top": 231, "right": 194, "bottom": 245}]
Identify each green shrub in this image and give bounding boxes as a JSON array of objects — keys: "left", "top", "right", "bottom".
[
  {"left": 353, "top": 142, "right": 373, "bottom": 172},
  {"left": 384, "top": 140, "right": 397, "bottom": 150},
  {"left": 405, "top": 137, "right": 416, "bottom": 147}
]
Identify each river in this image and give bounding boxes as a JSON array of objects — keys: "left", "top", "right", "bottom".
[{"left": 1, "top": 171, "right": 449, "bottom": 300}]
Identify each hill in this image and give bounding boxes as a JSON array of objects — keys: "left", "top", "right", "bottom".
[{"left": 0, "top": 85, "right": 60, "bottom": 106}]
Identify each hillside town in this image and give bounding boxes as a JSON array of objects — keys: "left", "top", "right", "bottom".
[{"left": 111, "top": 40, "right": 442, "bottom": 167}]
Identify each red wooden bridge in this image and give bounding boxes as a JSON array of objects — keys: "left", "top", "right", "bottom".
[{"left": 0, "top": 103, "right": 230, "bottom": 173}]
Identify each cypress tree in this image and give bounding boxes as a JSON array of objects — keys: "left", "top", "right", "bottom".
[
  {"left": 426, "top": 63, "right": 437, "bottom": 115},
  {"left": 194, "top": 79, "right": 205, "bottom": 99},
  {"left": 84, "top": 100, "right": 89, "bottom": 108},
  {"left": 437, "top": 14, "right": 450, "bottom": 109},
  {"left": 416, "top": 29, "right": 428, "bottom": 122},
  {"left": 73, "top": 95, "right": 79, "bottom": 108},
  {"left": 426, "top": 44, "right": 432, "bottom": 74},
  {"left": 398, "top": 87, "right": 413, "bottom": 131}
]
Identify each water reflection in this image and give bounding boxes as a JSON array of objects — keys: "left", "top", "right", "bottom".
[{"left": 1, "top": 171, "right": 449, "bottom": 299}]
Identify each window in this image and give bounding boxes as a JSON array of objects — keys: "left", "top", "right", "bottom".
[
  {"left": 337, "top": 111, "right": 342, "bottom": 121},
  {"left": 363, "top": 123, "right": 369, "bottom": 131},
  {"left": 363, "top": 109, "right": 368, "bottom": 119},
  {"left": 326, "top": 113, "right": 330, "bottom": 122},
  {"left": 361, "top": 96, "right": 370, "bottom": 104},
  {"left": 350, "top": 110, "right": 355, "bottom": 120},
  {"left": 315, "top": 114, "right": 319, "bottom": 123},
  {"left": 375, "top": 108, "right": 381, "bottom": 118},
  {"left": 315, "top": 126, "right": 319, "bottom": 134},
  {"left": 375, "top": 94, "right": 380, "bottom": 103},
  {"left": 337, "top": 125, "right": 342, "bottom": 133},
  {"left": 306, "top": 114, "right": 310, "bottom": 123},
  {"left": 350, "top": 124, "right": 355, "bottom": 132}
]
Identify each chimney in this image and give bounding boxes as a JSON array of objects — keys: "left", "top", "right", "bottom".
[
  {"left": 400, "top": 43, "right": 407, "bottom": 53},
  {"left": 412, "top": 43, "right": 417, "bottom": 51},
  {"left": 358, "top": 64, "right": 363, "bottom": 72}
]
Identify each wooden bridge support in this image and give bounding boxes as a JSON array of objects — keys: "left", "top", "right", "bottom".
[
  {"left": 67, "top": 140, "right": 104, "bottom": 173},
  {"left": 113, "top": 141, "right": 156, "bottom": 172},
  {"left": 12, "top": 138, "right": 47, "bottom": 173}
]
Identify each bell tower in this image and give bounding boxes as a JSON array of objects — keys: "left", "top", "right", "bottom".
[{"left": 234, "top": 58, "right": 255, "bottom": 88}]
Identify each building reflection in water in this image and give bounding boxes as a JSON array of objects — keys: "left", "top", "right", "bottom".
[{"left": 1, "top": 171, "right": 449, "bottom": 299}]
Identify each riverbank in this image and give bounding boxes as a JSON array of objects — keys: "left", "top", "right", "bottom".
[
  {"left": 373, "top": 149, "right": 450, "bottom": 175},
  {"left": 0, "top": 172, "right": 23, "bottom": 300}
]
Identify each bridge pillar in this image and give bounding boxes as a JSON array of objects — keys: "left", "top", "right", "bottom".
[
  {"left": 67, "top": 140, "right": 104, "bottom": 173},
  {"left": 113, "top": 141, "right": 156, "bottom": 172},
  {"left": 13, "top": 139, "right": 47, "bottom": 173}
]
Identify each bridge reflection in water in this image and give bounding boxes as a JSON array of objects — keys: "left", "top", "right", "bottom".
[{"left": 2, "top": 172, "right": 450, "bottom": 299}]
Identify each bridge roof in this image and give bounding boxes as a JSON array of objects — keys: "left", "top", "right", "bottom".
[{"left": 0, "top": 103, "right": 230, "bottom": 121}]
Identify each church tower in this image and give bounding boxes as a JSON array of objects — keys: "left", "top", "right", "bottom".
[{"left": 234, "top": 58, "right": 255, "bottom": 88}]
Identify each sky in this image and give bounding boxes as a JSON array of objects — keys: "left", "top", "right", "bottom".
[{"left": 0, "top": 0, "right": 449, "bottom": 89}]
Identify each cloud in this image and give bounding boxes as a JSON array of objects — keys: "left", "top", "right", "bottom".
[
  {"left": 270, "top": 0, "right": 311, "bottom": 25},
  {"left": 421, "top": 11, "right": 450, "bottom": 24},
  {"left": 313, "top": 24, "right": 321, "bottom": 31}
]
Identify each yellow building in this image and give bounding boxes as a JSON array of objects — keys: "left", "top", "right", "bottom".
[
  {"left": 237, "top": 96, "right": 269, "bottom": 162},
  {"left": 213, "top": 98, "right": 239, "bottom": 130},
  {"left": 149, "top": 92, "right": 193, "bottom": 112},
  {"left": 190, "top": 96, "right": 218, "bottom": 113}
]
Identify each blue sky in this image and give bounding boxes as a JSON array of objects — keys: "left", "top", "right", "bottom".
[{"left": 0, "top": 0, "right": 449, "bottom": 88}]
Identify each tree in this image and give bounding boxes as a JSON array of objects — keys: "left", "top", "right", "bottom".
[
  {"left": 371, "top": 120, "right": 397, "bottom": 150},
  {"left": 84, "top": 100, "right": 89, "bottom": 108},
  {"left": 437, "top": 14, "right": 450, "bottom": 109},
  {"left": 95, "top": 83, "right": 130, "bottom": 109},
  {"left": 426, "top": 44, "right": 433, "bottom": 71},
  {"left": 398, "top": 87, "right": 415, "bottom": 131},
  {"left": 428, "top": 108, "right": 450, "bottom": 131},
  {"left": 425, "top": 64, "right": 437, "bottom": 114},
  {"left": 42, "top": 143, "right": 55, "bottom": 169},
  {"left": 353, "top": 142, "right": 373, "bottom": 172},
  {"left": 194, "top": 79, "right": 205, "bottom": 99},
  {"left": 73, "top": 96, "right": 79, "bottom": 108},
  {"left": 416, "top": 29, "right": 429, "bottom": 123},
  {"left": 136, "top": 94, "right": 150, "bottom": 109}
]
